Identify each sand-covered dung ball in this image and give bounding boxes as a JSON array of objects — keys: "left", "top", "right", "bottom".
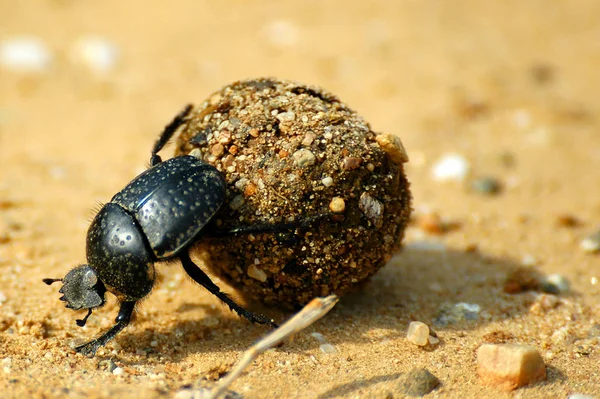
[{"left": 175, "top": 78, "right": 411, "bottom": 307}]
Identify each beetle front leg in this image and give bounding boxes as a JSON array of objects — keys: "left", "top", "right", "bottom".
[
  {"left": 75, "top": 301, "right": 136, "bottom": 357},
  {"left": 179, "top": 250, "right": 277, "bottom": 328}
]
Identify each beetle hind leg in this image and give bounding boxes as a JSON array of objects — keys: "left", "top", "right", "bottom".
[
  {"left": 179, "top": 250, "right": 278, "bottom": 328},
  {"left": 150, "top": 104, "right": 193, "bottom": 166}
]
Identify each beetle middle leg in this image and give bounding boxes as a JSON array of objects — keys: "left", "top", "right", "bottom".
[
  {"left": 209, "top": 213, "right": 334, "bottom": 238},
  {"left": 179, "top": 250, "right": 277, "bottom": 328},
  {"left": 75, "top": 301, "right": 136, "bottom": 357}
]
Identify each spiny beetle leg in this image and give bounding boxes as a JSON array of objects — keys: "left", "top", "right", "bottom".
[
  {"left": 75, "top": 301, "right": 136, "bottom": 357},
  {"left": 179, "top": 250, "right": 277, "bottom": 328},
  {"left": 150, "top": 104, "right": 193, "bottom": 166}
]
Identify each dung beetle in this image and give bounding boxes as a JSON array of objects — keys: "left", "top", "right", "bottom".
[{"left": 44, "top": 105, "right": 279, "bottom": 357}]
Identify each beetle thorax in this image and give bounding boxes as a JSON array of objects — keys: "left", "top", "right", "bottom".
[{"left": 86, "top": 203, "right": 156, "bottom": 301}]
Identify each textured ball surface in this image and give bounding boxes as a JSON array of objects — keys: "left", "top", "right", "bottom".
[{"left": 175, "top": 78, "right": 411, "bottom": 307}]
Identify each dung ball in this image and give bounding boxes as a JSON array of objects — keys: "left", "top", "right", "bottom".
[{"left": 175, "top": 78, "right": 411, "bottom": 308}]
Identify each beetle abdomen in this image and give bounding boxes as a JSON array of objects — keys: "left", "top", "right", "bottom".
[{"left": 112, "top": 156, "right": 226, "bottom": 258}]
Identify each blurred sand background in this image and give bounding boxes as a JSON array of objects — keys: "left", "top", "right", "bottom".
[{"left": 1, "top": 1, "right": 599, "bottom": 398}]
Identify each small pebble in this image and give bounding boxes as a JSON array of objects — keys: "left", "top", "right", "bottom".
[
  {"left": 292, "top": 149, "right": 316, "bottom": 167},
  {"left": 428, "top": 335, "right": 440, "bottom": 346},
  {"left": 434, "top": 302, "right": 480, "bottom": 326},
  {"left": 112, "top": 367, "right": 124, "bottom": 376},
  {"left": 329, "top": 197, "right": 345, "bottom": 213},
  {"left": 247, "top": 264, "right": 267, "bottom": 282},
  {"left": 321, "top": 176, "right": 333, "bottom": 187},
  {"left": 471, "top": 177, "right": 502, "bottom": 195},
  {"left": 406, "top": 321, "right": 430, "bottom": 346},
  {"left": 229, "top": 195, "right": 245, "bottom": 211},
  {"left": 275, "top": 111, "right": 295, "bottom": 122},
  {"left": 375, "top": 133, "right": 409, "bottom": 164},
  {"left": 311, "top": 332, "right": 337, "bottom": 354},
  {"left": 580, "top": 230, "right": 600, "bottom": 253},
  {"left": 70, "top": 35, "right": 119, "bottom": 75},
  {"left": 319, "top": 344, "right": 337, "bottom": 354},
  {"left": 568, "top": 394, "right": 597, "bottom": 399},
  {"left": 0, "top": 37, "right": 52, "bottom": 73},
  {"left": 540, "top": 273, "right": 570, "bottom": 294},
  {"left": 477, "top": 344, "right": 546, "bottom": 391},
  {"left": 341, "top": 156, "right": 362, "bottom": 170},
  {"left": 358, "top": 192, "right": 384, "bottom": 228},
  {"left": 394, "top": 368, "right": 440, "bottom": 397},
  {"left": 431, "top": 153, "right": 470, "bottom": 181},
  {"left": 0, "top": 291, "right": 6, "bottom": 304}
]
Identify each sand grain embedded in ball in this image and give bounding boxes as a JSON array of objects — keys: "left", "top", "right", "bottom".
[{"left": 176, "top": 78, "right": 411, "bottom": 307}]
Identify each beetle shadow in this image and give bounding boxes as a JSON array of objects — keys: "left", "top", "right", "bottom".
[{"left": 121, "top": 244, "right": 537, "bottom": 361}]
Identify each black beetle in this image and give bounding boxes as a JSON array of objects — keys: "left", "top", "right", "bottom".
[{"left": 44, "top": 105, "right": 279, "bottom": 357}]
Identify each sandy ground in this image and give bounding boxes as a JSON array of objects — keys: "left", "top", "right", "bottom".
[{"left": 1, "top": 1, "right": 600, "bottom": 398}]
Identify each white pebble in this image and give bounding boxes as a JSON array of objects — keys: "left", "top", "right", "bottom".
[
  {"left": 319, "top": 344, "right": 337, "bottom": 354},
  {"left": 544, "top": 273, "right": 570, "bottom": 293},
  {"left": 428, "top": 335, "right": 440, "bottom": 345},
  {"left": 247, "top": 264, "right": 267, "bottom": 282},
  {"left": 568, "top": 395, "right": 597, "bottom": 399},
  {"left": 321, "top": 176, "right": 334, "bottom": 187},
  {"left": 276, "top": 111, "right": 295, "bottom": 122},
  {"left": 407, "top": 321, "right": 430, "bottom": 346},
  {"left": 293, "top": 149, "right": 316, "bottom": 167},
  {"left": 70, "top": 35, "right": 119, "bottom": 75},
  {"left": 431, "top": 153, "right": 470, "bottom": 181},
  {"left": 0, "top": 37, "right": 52, "bottom": 73},
  {"left": 455, "top": 302, "right": 481, "bottom": 319},
  {"left": 581, "top": 230, "right": 600, "bottom": 253},
  {"left": 112, "top": 367, "right": 124, "bottom": 375}
]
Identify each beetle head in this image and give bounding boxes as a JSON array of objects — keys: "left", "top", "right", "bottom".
[{"left": 43, "top": 265, "right": 107, "bottom": 326}]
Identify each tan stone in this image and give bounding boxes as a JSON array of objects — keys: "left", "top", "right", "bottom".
[{"left": 477, "top": 344, "right": 546, "bottom": 391}]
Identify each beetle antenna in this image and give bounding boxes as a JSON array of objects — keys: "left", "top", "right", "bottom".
[
  {"left": 76, "top": 309, "right": 93, "bottom": 327},
  {"left": 43, "top": 278, "right": 63, "bottom": 285}
]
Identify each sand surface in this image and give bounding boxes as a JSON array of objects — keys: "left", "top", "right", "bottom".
[{"left": 1, "top": 1, "right": 599, "bottom": 398}]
